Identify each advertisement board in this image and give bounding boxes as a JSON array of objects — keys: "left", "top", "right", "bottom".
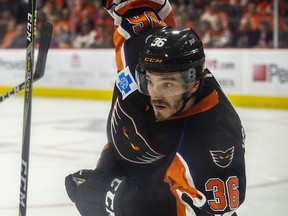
[
  {"left": 205, "top": 50, "right": 243, "bottom": 94},
  {"left": 0, "top": 49, "right": 117, "bottom": 90},
  {"left": 245, "top": 50, "right": 288, "bottom": 96},
  {"left": 0, "top": 49, "right": 287, "bottom": 107}
]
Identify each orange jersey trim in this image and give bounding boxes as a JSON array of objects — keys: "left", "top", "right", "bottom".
[
  {"left": 164, "top": 10, "right": 176, "bottom": 28},
  {"left": 96, "top": 143, "right": 109, "bottom": 167},
  {"left": 169, "top": 90, "right": 219, "bottom": 120},
  {"left": 164, "top": 153, "right": 206, "bottom": 215},
  {"left": 113, "top": 29, "right": 127, "bottom": 71}
]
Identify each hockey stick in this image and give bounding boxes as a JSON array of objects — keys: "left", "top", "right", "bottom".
[
  {"left": 19, "top": 0, "right": 37, "bottom": 215},
  {"left": 0, "top": 21, "right": 52, "bottom": 103}
]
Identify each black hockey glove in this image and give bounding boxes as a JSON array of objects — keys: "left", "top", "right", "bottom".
[
  {"left": 65, "top": 169, "right": 94, "bottom": 203},
  {"left": 65, "top": 169, "right": 141, "bottom": 216}
]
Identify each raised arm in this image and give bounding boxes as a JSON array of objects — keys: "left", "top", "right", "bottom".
[{"left": 101, "top": 0, "right": 176, "bottom": 71}]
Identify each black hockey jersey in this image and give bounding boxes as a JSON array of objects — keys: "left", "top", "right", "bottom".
[{"left": 101, "top": 1, "right": 246, "bottom": 215}]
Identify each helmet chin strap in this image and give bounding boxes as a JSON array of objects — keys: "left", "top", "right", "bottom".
[{"left": 174, "top": 91, "right": 195, "bottom": 116}]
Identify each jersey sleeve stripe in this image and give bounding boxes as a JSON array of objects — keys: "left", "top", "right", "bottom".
[
  {"left": 157, "top": 0, "right": 176, "bottom": 28},
  {"left": 114, "top": 28, "right": 130, "bottom": 70},
  {"left": 164, "top": 153, "right": 207, "bottom": 215}
]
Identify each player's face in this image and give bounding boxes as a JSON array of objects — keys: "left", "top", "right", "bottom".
[{"left": 146, "top": 71, "right": 198, "bottom": 121}]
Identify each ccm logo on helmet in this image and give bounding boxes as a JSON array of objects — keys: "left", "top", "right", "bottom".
[{"left": 144, "top": 57, "right": 163, "bottom": 63}]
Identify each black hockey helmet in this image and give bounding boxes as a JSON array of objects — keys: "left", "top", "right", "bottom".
[{"left": 135, "top": 27, "right": 206, "bottom": 96}]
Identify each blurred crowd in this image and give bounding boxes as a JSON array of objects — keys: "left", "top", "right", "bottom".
[{"left": 0, "top": 0, "right": 288, "bottom": 49}]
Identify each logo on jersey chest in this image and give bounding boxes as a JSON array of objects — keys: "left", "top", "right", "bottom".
[
  {"left": 110, "top": 98, "right": 164, "bottom": 164},
  {"left": 210, "top": 147, "right": 234, "bottom": 168}
]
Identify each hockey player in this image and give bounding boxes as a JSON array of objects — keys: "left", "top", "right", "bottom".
[{"left": 65, "top": 1, "right": 246, "bottom": 216}]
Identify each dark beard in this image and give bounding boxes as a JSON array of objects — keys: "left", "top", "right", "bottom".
[{"left": 151, "top": 97, "right": 184, "bottom": 121}]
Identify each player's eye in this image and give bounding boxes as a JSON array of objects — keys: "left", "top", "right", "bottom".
[{"left": 162, "top": 82, "right": 172, "bottom": 89}]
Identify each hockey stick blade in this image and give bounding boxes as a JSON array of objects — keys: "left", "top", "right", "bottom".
[
  {"left": 33, "top": 21, "right": 52, "bottom": 80},
  {"left": 0, "top": 21, "right": 52, "bottom": 102}
]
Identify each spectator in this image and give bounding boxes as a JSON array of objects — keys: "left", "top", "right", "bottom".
[
  {"left": 173, "top": 0, "right": 187, "bottom": 16},
  {"left": 92, "top": 2, "right": 114, "bottom": 48},
  {"left": 8, "top": 23, "right": 26, "bottom": 48},
  {"left": 196, "top": 19, "right": 210, "bottom": 40},
  {"left": 202, "top": 14, "right": 232, "bottom": 48},
  {"left": 256, "top": 0, "right": 272, "bottom": 15},
  {"left": 0, "top": 9, "right": 14, "bottom": 44},
  {"left": 254, "top": 20, "right": 273, "bottom": 48},
  {"left": 0, "top": 0, "right": 288, "bottom": 49},
  {"left": 233, "top": 19, "right": 257, "bottom": 48},
  {"left": 59, "top": 8, "right": 72, "bottom": 33},
  {"left": 54, "top": 24, "right": 72, "bottom": 48},
  {"left": 0, "top": 14, "right": 17, "bottom": 48},
  {"left": 279, "top": 18, "right": 288, "bottom": 48},
  {"left": 73, "top": 0, "right": 95, "bottom": 32},
  {"left": 42, "top": 0, "right": 59, "bottom": 21},
  {"left": 175, "top": 12, "right": 195, "bottom": 29},
  {"left": 200, "top": 0, "right": 229, "bottom": 29},
  {"left": 73, "top": 19, "right": 98, "bottom": 48},
  {"left": 192, "top": 0, "right": 209, "bottom": 15},
  {"left": 46, "top": 10, "right": 70, "bottom": 48},
  {"left": 239, "top": 2, "right": 261, "bottom": 31},
  {"left": 218, "top": 0, "right": 244, "bottom": 32},
  {"left": 186, "top": 2, "right": 204, "bottom": 27}
]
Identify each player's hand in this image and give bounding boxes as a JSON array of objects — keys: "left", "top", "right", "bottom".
[
  {"left": 65, "top": 169, "right": 125, "bottom": 216},
  {"left": 65, "top": 169, "right": 93, "bottom": 202}
]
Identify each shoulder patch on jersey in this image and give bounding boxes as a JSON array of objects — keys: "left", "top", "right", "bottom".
[
  {"left": 116, "top": 66, "right": 138, "bottom": 99},
  {"left": 210, "top": 146, "right": 234, "bottom": 168}
]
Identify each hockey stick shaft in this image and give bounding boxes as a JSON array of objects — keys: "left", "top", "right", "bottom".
[
  {"left": 19, "top": 0, "right": 37, "bottom": 215},
  {"left": 0, "top": 21, "right": 52, "bottom": 103}
]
